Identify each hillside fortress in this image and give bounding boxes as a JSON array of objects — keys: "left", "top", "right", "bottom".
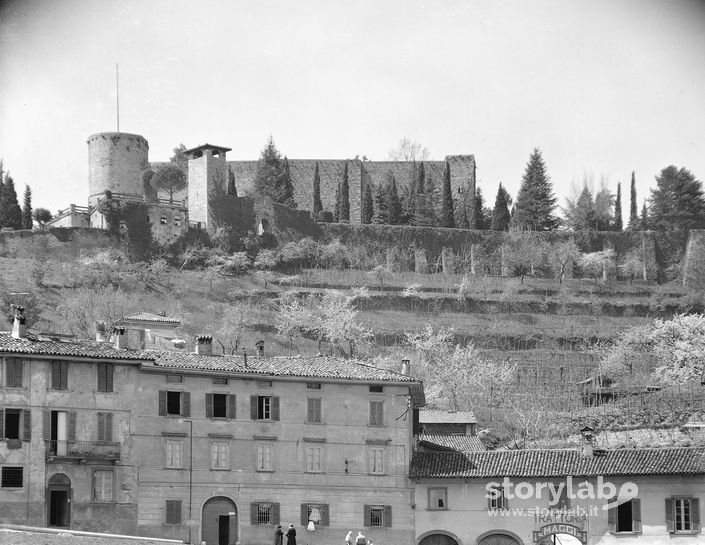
[{"left": 49, "top": 131, "right": 477, "bottom": 242}]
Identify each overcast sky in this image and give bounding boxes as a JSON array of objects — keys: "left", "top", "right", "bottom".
[{"left": 1, "top": 0, "right": 704, "bottom": 214}]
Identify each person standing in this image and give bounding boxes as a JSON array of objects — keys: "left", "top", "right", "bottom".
[
  {"left": 274, "top": 525, "right": 284, "bottom": 545},
  {"left": 286, "top": 524, "right": 297, "bottom": 545},
  {"left": 345, "top": 531, "right": 353, "bottom": 545},
  {"left": 355, "top": 531, "right": 367, "bottom": 545}
]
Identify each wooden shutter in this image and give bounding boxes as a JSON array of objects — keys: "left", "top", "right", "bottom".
[
  {"left": 691, "top": 498, "right": 700, "bottom": 533},
  {"left": 608, "top": 505, "right": 616, "bottom": 533},
  {"left": 665, "top": 498, "right": 675, "bottom": 533},
  {"left": 159, "top": 391, "right": 167, "bottom": 416},
  {"left": 272, "top": 502, "right": 280, "bottom": 525},
  {"left": 106, "top": 364, "right": 114, "bottom": 392},
  {"left": 51, "top": 361, "right": 61, "bottom": 389},
  {"left": 384, "top": 505, "right": 392, "bottom": 527},
  {"left": 321, "top": 504, "right": 329, "bottom": 526},
  {"left": 97, "top": 364, "right": 105, "bottom": 391},
  {"left": 307, "top": 399, "right": 314, "bottom": 422},
  {"left": 61, "top": 362, "right": 68, "bottom": 390},
  {"left": 166, "top": 500, "right": 181, "bottom": 524},
  {"left": 68, "top": 412, "right": 76, "bottom": 442},
  {"left": 98, "top": 413, "right": 105, "bottom": 441},
  {"left": 300, "top": 504, "right": 308, "bottom": 526},
  {"left": 14, "top": 359, "right": 23, "bottom": 387},
  {"left": 181, "top": 392, "right": 190, "bottom": 417},
  {"left": 272, "top": 396, "right": 280, "bottom": 421},
  {"left": 43, "top": 410, "right": 51, "bottom": 441},
  {"left": 22, "top": 409, "right": 30, "bottom": 441},
  {"left": 363, "top": 504, "right": 371, "bottom": 527},
  {"left": 228, "top": 394, "right": 236, "bottom": 419},
  {"left": 0, "top": 409, "right": 4, "bottom": 439},
  {"left": 250, "top": 503, "right": 258, "bottom": 525},
  {"left": 250, "top": 396, "right": 258, "bottom": 420},
  {"left": 206, "top": 393, "right": 214, "bottom": 418},
  {"left": 106, "top": 413, "right": 113, "bottom": 442},
  {"left": 631, "top": 498, "right": 641, "bottom": 533},
  {"left": 412, "top": 408, "right": 420, "bottom": 435}
]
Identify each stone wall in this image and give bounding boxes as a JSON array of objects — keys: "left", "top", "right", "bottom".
[{"left": 88, "top": 132, "right": 149, "bottom": 207}]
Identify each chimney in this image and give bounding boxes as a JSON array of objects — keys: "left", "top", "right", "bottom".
[
  {"left": 95, "top": 321, "right": 108, "bottom": 343},
  {"left": 11, "top": 306, "right": 27, "bottom": 339},
  {"left": 195, "top": 335, "right": 213, "bottom": 356},
  {"left": 242, "top": 349, "right": 248, "bottom": 368},
  {"left": 113, "top": 326, "right": 127, "bottom": 349},
  {"left": 580, "top": 425, "right": 595, "bottom": 458},
  {"left": 401, "top": 358, "right": 410, "bottom": 376},
  {"left": 255, "top": 340, "right": 264, "bottom": 357}
]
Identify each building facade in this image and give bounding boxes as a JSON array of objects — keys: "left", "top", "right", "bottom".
[{"left": 0, "top": 314, "right": 424, "bottom": 545}]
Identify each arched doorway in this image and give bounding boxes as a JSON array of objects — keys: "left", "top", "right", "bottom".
[
  {"left": 539, "top": 535, "right": 582, "bottom": 545},
  {"left": 477, "top": 533, "right": 522, "bottom": 545},
  {"left": 47, "top": 473, "right": 71, "bottom": 528},
  {"left": 202, "top": 496, "right": 237, "bottom": 545},
  {"left": 419, "top": 533, "right": 460, "bottom": 545}
]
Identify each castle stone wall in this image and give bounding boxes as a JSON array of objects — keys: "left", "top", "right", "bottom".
[{"left": 87, "top": 132, "right": 149, "bottom": 206}]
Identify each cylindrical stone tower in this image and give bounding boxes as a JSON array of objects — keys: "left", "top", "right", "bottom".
[{"left": 87, "top": 132, "right": 149, "bottom": 206}]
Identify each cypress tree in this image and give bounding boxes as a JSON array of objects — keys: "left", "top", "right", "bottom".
[
  {"left": 333, "top": 183, "right": 341, "bottom": 222},
  {"left": 414, "top": 162, "right": 433, "bottom": 226},
  {"left": 339, "top": 162, "right": 350, "bottom": 222},
  {"left": 402, "top": 161, "right": 417, "bottom": 224},
  {"left": 512, "top": 148, "right": 558, "bottom": 230},
  {"left": 440, "top": 161, "right": 455, "bottom": 228},
  {"left": 22, "top": 185, "right": 33, "bottom": 229},
  {"left": 278, "top": 157, "right": 296, "bottom": 208},
  {"left": 491, "top": 183, "right": 512, "bottom": 231},
  {"left": 475, "top": 187, "right": 487, "bottom": 230},
  {"left": 227, "top": 168, "right": 238, "bottom": 196},
  {"left": 372, "top": 184, "right": 389, "bottom": 224},
  {"left": 629, "top": 171, "right": 638, "bottom": 229},
  {"left": 361, "top": 183, "right": 374, "bottom": 224},
  {"left": 312, "top": 162, "right": 323, "bottom": 217},
  {"left": 387, "top": 174, "right": 402, "bottom": 225},
  {"left": 640, "top": 202, "right": 649, "bottom": 230},
  {"left": 424, "top": 170, "right": 437, "bottom": 226},
  {"left": 613, "top": 182, "right": 623, "bottom": 231},
  {"left": 0, "top": 175, "right": 23, "bottom": 230},
  {"left": 254, "top": 136, "right": 284, "bottom": 202}
]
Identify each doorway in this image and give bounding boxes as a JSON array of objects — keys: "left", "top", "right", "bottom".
[
  {"left": 202, "top": 496, "right": 237, "bottom": 545},
  {"left": 47, "top": 473, "right": 71, "bottom": 528}
]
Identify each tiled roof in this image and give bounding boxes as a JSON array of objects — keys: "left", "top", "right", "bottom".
[
  {"left": 409, "top": 447, "right": 705, "bottom": 479},
  {"left": 0, "top": 332, "right": 150, "bottom": 361},
  {"left": 419, "top": 434, "right": 486, "bottom": 452},
  {"left": 120, "top": 312, "right": 181, "bottom": 325},
  {"left": 420, "top": 409, "right": 477, "bottom": 424},
  {"left": 152, "top": 352, "right": 418, "bottom": 382}
]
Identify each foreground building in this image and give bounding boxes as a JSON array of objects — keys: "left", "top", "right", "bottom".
[{"left": 0, "top": 311, "right": 424, "bottom": 545}]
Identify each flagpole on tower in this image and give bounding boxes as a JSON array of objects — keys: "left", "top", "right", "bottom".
[{"left": 116, "top": 62, "right": 120, "bottom": 132}]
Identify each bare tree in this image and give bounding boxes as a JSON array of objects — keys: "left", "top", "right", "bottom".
[{"left": 387, "top": 138, "right": 430, "bottom": 162}]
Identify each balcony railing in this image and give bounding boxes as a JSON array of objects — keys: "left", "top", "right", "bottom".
[{"left": 45, "top": 440, "right": 120, "bottom": 463}]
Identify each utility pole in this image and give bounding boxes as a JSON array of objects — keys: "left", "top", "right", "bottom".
[{"left": 116, "top": 63, "right": 120, "bottom": 132}]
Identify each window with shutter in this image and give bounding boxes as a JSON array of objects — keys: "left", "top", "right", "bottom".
[
  {"left": 68, "top": 412, "right": 76, "bottom": 442},
  {"left": 614, "top": 499, "right": 635, "bottom": 533},
  {"left": 252, "top": 502, "right": 274, "bottom": 524},
  {"left": 631, "top": 498, "right": 641, "bottom": 534},
  {"left": 51, "top": 361, "right": 68, "bottom": 390},
  {"left": 97, "top": 413, "right": 113, "bottom": 442},
  {"left": 302, "top": 503, "right": 329, "bottom": 527},
  {"left": 5, "top": 358, "right": 23, "bottom": 388},
  {"left": 307, "top": 398, "right": 322, "bottom": 423},
  {"left": 228, "top": 394, "right": 237, "bottom": 419},
  {"left": 669, "top": 497, "right": 700, "bottom": 534},
  {"left": 210, "top": 393, "right": 228, "bottom": 418},
  {"left": 369, "top": 400, "right": 384, "bottom": 426},
  {"left": 22, "top": 410, "right": 30, "bottom": 441},
  {"left": 165, "top": 500, "right": 182, "bottom": 524},
  {"left": 254, "top": 396, "right": 276, "bottom": 420},
  {"left": 0, "top": 409, "right": 4, "bottom": 439},
  {"left": 368, "top": 505, "right": 385, "bottom": 527},
  {"left": 93, "top": 469, "right": 114, "bottom": 502},
  {"left": 271, "top": 396, "right": 280, "bottom": 421},
  {"left": 97, "top": 363, "right": 113, "bottom": 392}
]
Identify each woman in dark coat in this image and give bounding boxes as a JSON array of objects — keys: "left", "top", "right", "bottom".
[
  {"left": 274, "top": 525, "right": 284, "bottom": 545},
  {"left": 286, "top": 524, "right": 297, "bottom": 545}
]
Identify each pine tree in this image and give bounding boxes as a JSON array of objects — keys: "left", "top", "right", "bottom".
[
  {"left": 277, "top": 157, "right": 296, "bottom": 208},
  {"left": 629, "top": 171, "right": 638, "bottom": 230},
  {"left": 254, "top": 136, "right": 285, "bottom": 202},
  {"left": 22, "top": 185, "right": 32, "bottom": 229},
  {"left": 649, "top": 165, "right": 705, "bottom": 233},
  {"left": 491, "top": 183, "right": 511, "bottom": 231},
  {"left": 372, "top": 184, "right": 389, "bottom": 224},
  {"left": 512, "top": 148, "right": 558, "bottom": 230},
  {"left": 0, "top": 175, "right": 23, "bottom": 229},
  {"left": 227, "top": 168, "right": 238, "bottom": 196},
  {"left": 339, "top": 162, "right": 350, "bottom": 222},
  {"left": 440, "top": 161, "right": 455, "bottom": 228},
  {"left": 361, "top": 183, "right": 374, "bottom": 224},
  {"left": 312, "top": 162, "right": 323, "bottom": 217},
  {"left": 613, "top": 182, "right": 623, "bottom": 231},
  {"left": 387, "top": 174, "right": 402, "bottom": 225}
]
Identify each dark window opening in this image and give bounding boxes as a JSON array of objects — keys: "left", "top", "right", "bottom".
[
  {"left": 165, "top": 500, "right": 182, "bottom": 524},
  {"left": 306, "top": 382, "right": 322, "bottom": 390},
  {"left": 213, "top": 394, "right": 227, "bottom": 418},
  {"left": 256, "top": 503, "right": 272, "bottom": 524},
  {"left": 4, "top": 409, "right": 21, "bottom": 439},
  {"left": 370, "top": 505, "right": 384, "bottom": 527},
  {"left": 369, "top": 385, "right": 383, "bottom": 393},
  {"left": 167, "top": 392, "right": 182, "bottom": 415},
  {"left": 1, "top": 466, "right": 23, "bottom": 488},
  {"left": 167, "top": 375, "right": 183, "bottom": 383},
  {"left": 160, "top": 216, "right": 167, "bottom": 225},
  {"left": 213, "top": 377, "right": 228, "bottom": 385},
  {"left": 617, "top": 501, "right": 633, "bottom": 532}
]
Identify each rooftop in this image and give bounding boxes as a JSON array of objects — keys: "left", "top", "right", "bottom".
[
  {"left": 419, "top": 433, "right": 486, "bottom": 452},
  {"left": 119, "top": 312, "right": 181, "bottom": 325},
  {"left": 420, "top": 409, "right": 477, "bottom": 424},
  {"left": 0, "top": 332, "right": 150, "bottom": 361},
  {"left": 409, "top": 447, "right": 705, "bottom": 479}
]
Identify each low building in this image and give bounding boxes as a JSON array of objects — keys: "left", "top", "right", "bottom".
[
  {"left": 114, "top": 311, "right": 184, "bottom": 351},
  {"left": 418, "top": 409, "right": 484, "bottom": 453},
  {"left": 410, "top": 432, "right": 705, "bottom": 545},
  {"left": 0, "top": 310, "right": 424, "bottom": 545}
]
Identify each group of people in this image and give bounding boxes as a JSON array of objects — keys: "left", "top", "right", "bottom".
[{"left": 273, "top": 526, "right": 372, "bottom": 545}]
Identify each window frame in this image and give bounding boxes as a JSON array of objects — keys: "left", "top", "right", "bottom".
[
  {"left": 369, "top": 400, "right": 384, "bottom": 426},
  {"left": 368, "top": 446, "right": 385, "bottom": 475},
  {"left": 428, "top": 487, "right": 448, "bottom": 510},
  {"left": 608, "top": 498, "right": 641, "bottom": 534},
  {"left": 5, "top": 358, "right": 23, "bottom": 388},
  {"left": 667, "top": 496, "right": 700, "bottom": 534},
  {"left": 307, "top": 397, "right": 322, "bottom": 423},
  {"left": 487, "top": 485, "right": 508, "bottom": 510},
  {"left": 92, "top": 468, "right": 115, "bottom": 502},
  {"left": 50, "top": 360, "right": 69, "bottom": 390},
  {"left": 251, "top": 395, "right": 280, "bottom": 421},
  {"left": 257, "top": 443, "right": 273, "bottom": 472},
  {"left": 165, "top": 499, "right": 182, "bottom": 525},
  {"left": 96, "top": 412, "right": 113, "bottom": 443},
  {"left": 1, "top": 408, "right": 31, "bottom": 442},
  {"left": 97, "top": 363, "right": 114, "bottom": 393},
  {"left": 159, "top": 390, "right": 191, "bottom": 417},
  {"left": 210, "top": 440, "right": 229, "bottom": 470},
  {"left": 165, "top": 439, "right": 184, "bottom": 469},
  {"left": 0, "top": 466, "right": 24, "bottom": 488},
  {"left": 301, "top": 502, "right": 329, "bottom": 527},
  {"left": 305, "top": 445, "right": 323, "bottom": 473}
]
